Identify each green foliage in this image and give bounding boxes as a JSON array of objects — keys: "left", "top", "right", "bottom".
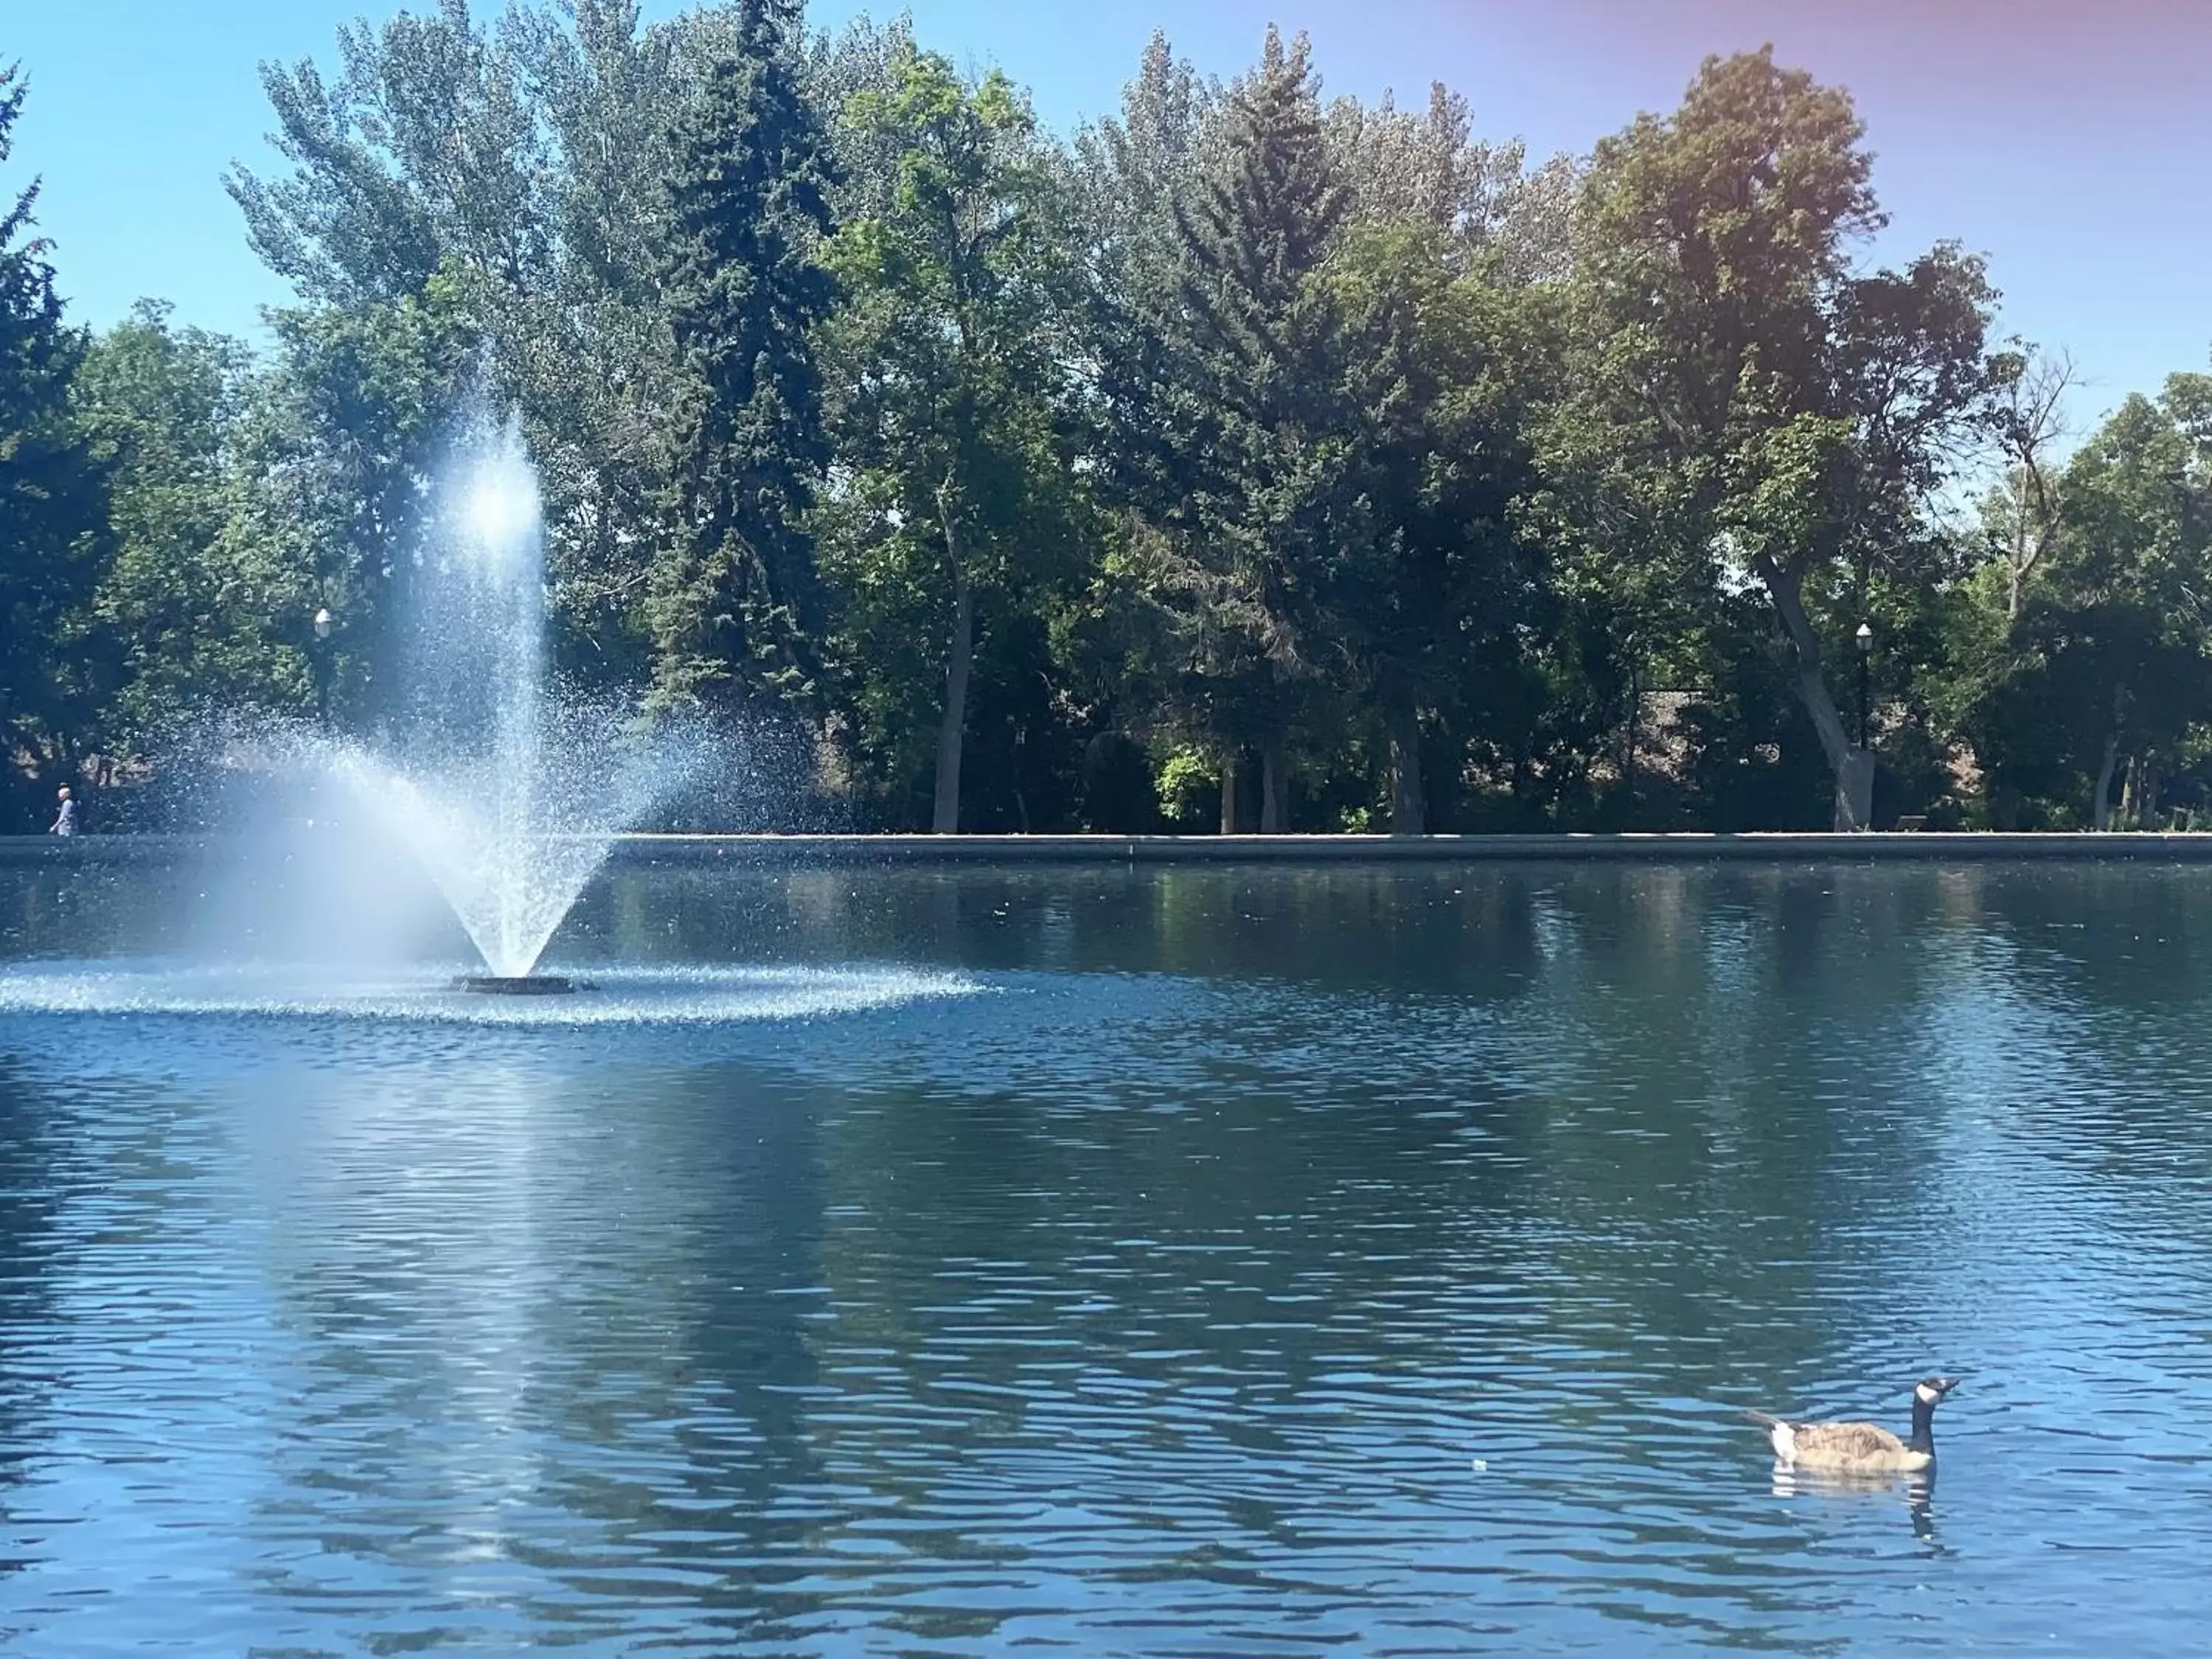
[
  {"left": 13, "top": 15, "right": 2212, "bottom": 836},
  {"left": 1092, "top": 28, "right": 1354, "bottom": 827},
  {"left": 816, "top": 46, "right": 1093, "bottom": 829},
  {"left": 1969, "top": 383, "right": 2212, "bottom": 825},
  {"left": 1555, "top": 48, "right": 1998, "bottom": 825},
  {"left": 1154, "top": 748, "right": 1217, "bottom": 830},
  {"left": 649, "top": 0, "right": 838, "bottom": 713},
  {"left": 222, "top": 1, "right": 893, "bottom": 682},
  {"left": 1318, "top": 220, "right": 1545, "bottom": 826},
  {"left": 74, "top": 302, "right": 263, "bottom": 742},
  {"left": 1090, "top": 31, "right": 1557, "bottom": 830},
  {"left": 219, "top": 276, "right": 479, "bottom": 728},
  {"left": 0, "top": 65, "right": 109, "bottom": 803}
]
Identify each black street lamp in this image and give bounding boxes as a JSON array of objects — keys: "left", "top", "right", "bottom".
[{"left": 1854, "top": 620, "right": 1874, "bottom": 750}]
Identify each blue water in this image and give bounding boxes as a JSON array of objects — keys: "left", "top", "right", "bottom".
[{"left": 1, "top": 860, "right": 2209, "bottom": 1654}]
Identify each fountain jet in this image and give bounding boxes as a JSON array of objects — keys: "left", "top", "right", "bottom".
[{"left": 312, "top": 406, "right": 708, "bottom": 984}]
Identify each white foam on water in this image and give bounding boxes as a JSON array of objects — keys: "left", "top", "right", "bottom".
[{"left": 0, "top": 960, "right": 983, "bottom": 1027}]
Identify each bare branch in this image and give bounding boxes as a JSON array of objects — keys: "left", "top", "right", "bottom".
[{"left": 1992, "top": 343, "right": 2081, "bottom": 617}]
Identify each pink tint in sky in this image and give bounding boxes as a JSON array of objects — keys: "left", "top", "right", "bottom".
[{"left": 6, "top": 0, "right": 2207, "bottom": 428}]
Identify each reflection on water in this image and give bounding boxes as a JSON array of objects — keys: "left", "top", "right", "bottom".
[
  {"left": 1, "top": 862, "right": 2211, "bottom": 1652},
  {"left": 1770, "top": 1465, "right": 1940, "bottom": 1545}
]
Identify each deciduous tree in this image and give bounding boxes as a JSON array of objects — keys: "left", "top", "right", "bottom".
[
  {"left": 1561, "top": 49, "right": 1999, "bottom": 830},
  {"left": 818, "top": 49, "right": 1087, "bottom": 832},
  {"left": 74, "top": 303, "right": 260, "bottom": 742}
]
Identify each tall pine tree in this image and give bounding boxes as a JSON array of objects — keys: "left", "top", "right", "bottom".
[
  {"left": 0, "top": 64, "right": 108, "bottom": 805},
  {"left": 1121, "top": 27, "right": 1350, "bottom": 830},
  {"left": 649, "top": 0, "right": 838, "bottom": 712}
]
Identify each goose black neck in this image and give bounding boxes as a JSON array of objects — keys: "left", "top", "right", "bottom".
[{"left": 1908, "top": 1392, "right": 1937, "bottom": 1453}]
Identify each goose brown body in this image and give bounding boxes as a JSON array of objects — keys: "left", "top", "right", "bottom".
[{"left": 1747, "top": 1377, "right": 1958, "bottom": 1474}]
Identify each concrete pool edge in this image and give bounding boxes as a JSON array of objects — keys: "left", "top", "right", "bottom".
[{"left": 9, "top": 830, "right": 2212, "bottom": 866}]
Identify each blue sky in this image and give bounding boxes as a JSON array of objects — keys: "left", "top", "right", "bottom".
[{"left": 8, "top": 0, "right": 2208, "bottom": 430}]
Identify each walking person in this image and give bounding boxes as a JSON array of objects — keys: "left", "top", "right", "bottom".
[{"left": 48, "top": 785, "right": 77, "bottom": 836}]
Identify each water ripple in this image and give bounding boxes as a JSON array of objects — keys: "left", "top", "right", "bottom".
[
  {"left": 1, "top": 864, "right": 2210, "bottom": 1652},
  {"left": 0, "top": 958, "right": 979, "bottom": 1026}
]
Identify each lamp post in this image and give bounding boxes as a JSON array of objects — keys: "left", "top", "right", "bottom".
[
  {"left": 312, "top": 606, "right": 335, "bottom": 724},
  {"left": 1854, "top": 621, "right": 1873, "bottom": 750}
]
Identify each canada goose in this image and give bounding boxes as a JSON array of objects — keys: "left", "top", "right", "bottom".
[{"left": 1747, "top": 1377, "right": 1960, "bottom": 1472}]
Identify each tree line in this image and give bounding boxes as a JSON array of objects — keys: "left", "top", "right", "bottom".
[{"left": 4, "top": 1, "right": 2209, "bottom": 834}]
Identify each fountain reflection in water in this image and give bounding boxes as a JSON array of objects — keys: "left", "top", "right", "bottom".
[{"left": 311, "top": 408, "right": 707, "bottom": 983}]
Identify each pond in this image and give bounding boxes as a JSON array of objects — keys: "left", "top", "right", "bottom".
[{"left": 1, "top": 858, "right": 2209, "bottom": 1654}]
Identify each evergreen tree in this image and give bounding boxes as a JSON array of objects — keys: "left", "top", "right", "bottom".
[
  {"left": 1124, "top": 27, "right": 1352, "bottom": 830},
  {"left": 1173, "top": 29, "right": 1346, "bottom": 396},
  {"left": 648, "top": 0, "right": 838, "bottom": 712},
  {"left": 0, "top": 65, "right": 109, "bottom": 804},
  {"left": 1071, "top": 38, "right": 1225, "bottom": 819},
  {"left": 1320, "top": 222, "right": 1542, "bottom": 831}
]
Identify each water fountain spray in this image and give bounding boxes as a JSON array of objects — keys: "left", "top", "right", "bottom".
[{"left": 312, "top": 406, "right": 709, "bottom": 992}]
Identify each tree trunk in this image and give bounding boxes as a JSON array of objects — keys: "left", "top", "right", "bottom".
[
  {"left": 1622, "top": 663, "right": 1639, "bottom": 796},
  {"left": 931, "top": 487, "right": 973, "bottom": 835},
  {"left": 2091, "top": 684, "right": 2126, "bottom": 832},
  {"left": 1991, "top": 780, "right": 2020, "bottom": 832},
  {"left": 1755, "top": 554, "right": 1872, "bottom": 832},
  {"left": 1386, "top": 700, "right": 1426, "bottom": 835},
  {"left": 1260, "top": 740, "right": 1288, "bottom": 832},
  {"left": 1219, "top": 753, "right": 1243, "bottom": 835}
]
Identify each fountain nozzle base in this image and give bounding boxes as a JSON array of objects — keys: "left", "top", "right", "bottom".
[{"left": 451, "top": 975, "right": 591, "bottom": 996}]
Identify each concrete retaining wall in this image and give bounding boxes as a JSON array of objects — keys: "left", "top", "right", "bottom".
[{"left": 6, "top": 831, "right": 2212, "bottom": 867}]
